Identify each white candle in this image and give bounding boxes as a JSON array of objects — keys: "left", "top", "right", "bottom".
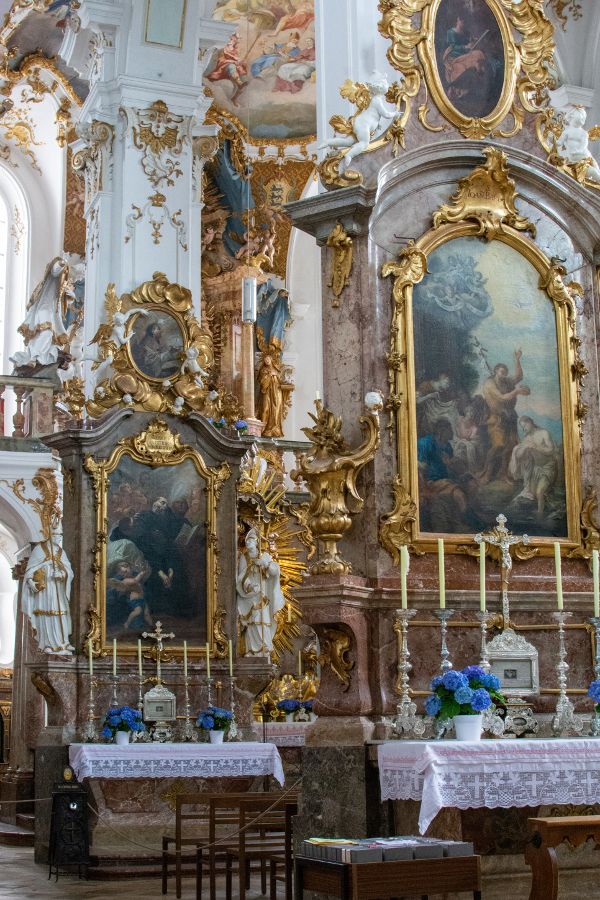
[
  {"left": 183, "top": 640, "right": 188, "bottom": 679},
  {"left": 298, "top": 651, "right": 302, "bottom": 678},
  {"left": 315, "top": 390, "right": 321, "bottom": 401},
  {"left": 88, "top": 639, "right": 93, "bottom": 676},
  {"left": 479, "top": 545, "right": 486, "bottom": 612},
  {"left": 113, "top": 639, "right": 117, "bottom": 677},
  {"left": 228, "top": 640, "right": 233, "bottom": 678},
  {"left": 400, "top": 545, "right": 408, "bottom": 610},
  {"left": 137, "top": 639, "right": 142, "bottom": 679},
  {"left": 205, "top": 643, "right": 211, "bottom": 679},
  {"left": 554, "top": 542, "right": 563, "bottom": 610},
  {"left": 594, "top": 549, "right": 599, "bottom": 619},
  {"left": 438, "top": 539, "right": 446, "bottom": 609}
]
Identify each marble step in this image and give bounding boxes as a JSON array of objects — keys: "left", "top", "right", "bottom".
[
  {"left": 15, "top": 813, "right": 34, "bottom": 831},
  {"left": 88, "top": 855, "right": 164, "bottom": 880},
  {"left": 0, "top": 821, "right": 35, "bottom": 846}
]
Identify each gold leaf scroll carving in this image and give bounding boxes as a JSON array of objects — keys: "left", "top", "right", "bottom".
[{"left": 326, "top": 222, "right": 353, "bottom": 305}]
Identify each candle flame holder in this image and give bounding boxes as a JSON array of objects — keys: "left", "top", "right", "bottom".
[
  {"left": 181, "top": 672, "right": 197, "bottom": 742},
  {"left": 391, "top": 608, "right": 426, "bottom": 738},
  {"left": 228, "top": 676, "right": 240, "bottom": 741},
  {"left": 434, "top": 609, "right": 454, "bottom": 673},
  {"left": 589, "top": 616, "right": 600, "bottom": 737},
  {"left": 82, "top": 676, "right": 98, "bottom": 742},
  {"left": 551, "top": 611, "right": 584, "bottom": 736}
]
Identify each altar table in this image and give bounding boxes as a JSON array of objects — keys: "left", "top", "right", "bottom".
[
  {"left": 69, "top": 741, "right": 284, "bottom": 784},
  {"left": 377, "top": 739, "right": 600, "bottom": 834}
]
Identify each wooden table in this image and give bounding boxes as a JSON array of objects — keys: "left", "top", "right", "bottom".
[
  {"left": 294, "top": 854, "right": 482, "bottom": 899},
  {"left": 525, "top": 815, "right": 600, "bottom": 900}
]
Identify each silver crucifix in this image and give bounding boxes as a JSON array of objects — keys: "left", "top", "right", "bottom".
[
  {"left": 142, "top": 620, "right": 175, "bottom": 686},
  {"left": 475, "top": 514, "right": 529, "bottom": 628}
]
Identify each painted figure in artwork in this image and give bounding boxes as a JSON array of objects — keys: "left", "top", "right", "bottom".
[
  {"left": 434, "top": 0, "right": 504, "bottom": 119},
  {"left": 413, "top": 237, "right": 567, "bottom": 538},
  {"left": 237, "top": 528, "right": 285, "bottom": 657},
  {"left": 207, "top": 34, "right": 248, "bottom": 105}
]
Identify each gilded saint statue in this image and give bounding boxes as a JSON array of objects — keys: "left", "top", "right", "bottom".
[
  {"left": 236, "top": 528, "right": 285, "bottom": 657},
  {"left": 257, "top": 351, "right": 285, "bottom": 437}
]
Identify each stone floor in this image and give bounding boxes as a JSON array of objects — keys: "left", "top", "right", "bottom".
[{"left": 0, "top": 845, "right": 285, "bottom": 899}]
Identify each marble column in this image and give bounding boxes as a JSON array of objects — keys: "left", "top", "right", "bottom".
[{"left": 61, "top": 0, "right": 233, "bottom": 393}]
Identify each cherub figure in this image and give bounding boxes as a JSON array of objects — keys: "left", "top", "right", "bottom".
[
  {"left": 320, "top": 73, "right": 401, "bottom": 172},
  {"left": 180, "top": 346, "right": 210, "bottom": 386},
  {"left": 556, "top": 106, "right": 600, "bottom": 184}
]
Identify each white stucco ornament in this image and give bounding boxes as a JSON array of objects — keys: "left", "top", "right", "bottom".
[{"left": 365, "top": 390, "right": 384, "bottom": 414}]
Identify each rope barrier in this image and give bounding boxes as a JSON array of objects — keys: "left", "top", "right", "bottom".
[
  {"left": 85, "top": 776, "right": 302, "bottom": 857},
  {"left": 0, "top": 797, "right": 52, "bottom": 805}
]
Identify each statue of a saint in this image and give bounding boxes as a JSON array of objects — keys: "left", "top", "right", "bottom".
[
  {"left": 257, "top": 352, "right": 284, "bottom": 437},
  {"left": 10, "top": 257, "right": 71, "bottom": 370},
  {"left": 22, "top": 533, "right": 74, "bottom": 655},
  {"left": 236, "top": 528, "right": 285, "bottom": 657}
]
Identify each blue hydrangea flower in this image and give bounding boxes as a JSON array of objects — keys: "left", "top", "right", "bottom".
[
  {"left": 481, "top": 673, "right": 501, "bottom": 691},
  {"left": 442, "top": 670, "right": 467, "bottom": 691},
  {"left": 108, "top": 715, "right": 120, "bottom": 727},
  {"left": 462, "top": 665, "right": 485, "bottom": 681},
  {"left": 471, "top": 688, "right": 492, "bottom": 711},
  {"left": 277, "top": 699, "right": 301, "bottom": 713},
  {"left": 101, "top": 725, "right": 112, "bottom": 739},
  {"left": 424, "top": 695, "right": 442, "bottom": 716},
  {"left": 201, "top": 714, "right": 215, "bottom": 730},
  {"left": 430, "top": 675, "right": 443, "bottom": 690},
  {"left": 454, "top": 686, "right": 474, "bottom": 705},
  {"left": 588, "top": 680, "right": 600, "bottom": 703},
  {"left": 302, "top": 701, "right": 313, "bottom": 710}
]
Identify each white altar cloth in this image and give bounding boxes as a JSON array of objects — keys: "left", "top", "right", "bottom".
[
  {"left": 69, "top": 741, "right": 284, "bottom": 785},
  {"left": 378, "top": 738, "right": 600, "bottom": 834}
]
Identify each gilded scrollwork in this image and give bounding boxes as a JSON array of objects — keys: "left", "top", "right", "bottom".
[
  {"left": 291, "top": 398, "right": 380, "bottom": 575},
  {"left": 377, "top": 0, "right": 555, "bottom": 141},
  {"left": 318, "top": 626, "right": 354, "bottom": 691},
  {"left": 86, "top": 272, "right": 240, "bottom": 422},
  {"left": 380, "top": 150, "right": 584, "bottom": 559},
  {"left": 73, "top": 119, "right": 115, "bottom": 205},
  {"left": 84, "top": 418, "right": 229, "bottom": 656},
  {"left": 326, "top": 222, "right": 353, "bottom": 305},
  {"left": 124, "top": 100, "right": 189, "bottom": 189}
]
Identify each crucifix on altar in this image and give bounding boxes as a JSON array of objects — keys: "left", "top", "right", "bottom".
[
  {"left": 141, "top": 621, "right": 177, "bottom": 742},
  {"left": 475, "top": 513, "right": 529, "bottom": 629},
  {"left": 475, "top": 514, "right": 539, "bottom": 698}
]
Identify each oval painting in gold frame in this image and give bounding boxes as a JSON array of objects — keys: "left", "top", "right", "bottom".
[{"left": 419, "top": 0, "right": 518, "bottom": 137}]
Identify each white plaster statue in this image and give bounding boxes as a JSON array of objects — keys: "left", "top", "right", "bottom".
[
  {"left": 10, "top": 257, "right": 71, "bottom": 369},
  {"left": 22, "top": 533, "right": 74, "bottom": 655},
  {"left": 556, "top": 106, "right": 600, "bottom": 184},
  {"left": 236, "top": 528, "right": 285, "bottom": 657},
  {"left": 320, "top": 73, "right": 400, "bottom": 172},
  {"left": 180, "top": 346, "right": 210, "bottom": 386},
  {"left": 111, "top": 308, "right": 148, "bottom": 348}
]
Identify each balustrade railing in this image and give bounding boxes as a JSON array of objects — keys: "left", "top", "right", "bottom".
[{"left": 0, "top": 376, "right": 55, "bottom": 439}]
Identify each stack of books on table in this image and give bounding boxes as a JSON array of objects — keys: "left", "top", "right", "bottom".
[{"left": 301, "top": 836, "right": 474, "bottom": 863}]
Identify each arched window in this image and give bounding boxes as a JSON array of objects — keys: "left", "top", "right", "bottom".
[{"left": 0, "top": 167, "right": 29, "bottom": 374}]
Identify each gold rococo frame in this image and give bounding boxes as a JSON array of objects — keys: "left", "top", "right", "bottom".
[
  {"left": 378, "top": 0, "right": 555, "bottom": 140},
  {"left": 380, "top": 149, "right": 584, "bottom": 560},
  {"left": 84, "top": 417, "right": 230, "bottom": 657}
]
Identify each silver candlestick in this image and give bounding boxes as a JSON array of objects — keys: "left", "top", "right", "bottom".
[
  {"left": 110, "top": 674, "right": 119, "bottom": 708},
  {"left": 181, "top": 672, "right": 197, "bottom": 741},
  {"left": 589, "top": 616, "right": 600, "bottom": 736},
  {"left": 434, "top": 609, "right": 454, "bottom": 672},
  {"left": 137, "top": 672, "right": 144, "bottom": 714},
  {"left": 228, "top": 676, "right": 239, "bottom": 741},
  {"left": 551, "top": 611, "right": 584, "bottom": 736},
  {"left": 476, "top": 611, "right": 491, "bottom": 673},
  {"left": 206, "top": 675, "right": 214, "bottom": 708},
  {"left": 392, "top": 609, "right": 425, "bottom": 737},
  {"left": 82, "top": 677, "right": 98, "bottom": 742}
]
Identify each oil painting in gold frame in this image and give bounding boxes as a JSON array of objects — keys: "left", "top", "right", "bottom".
[
  {"left": 380, "top": 150, "right": 584, "bottom": 559},
  {"left": 85, "top": 418, "right": 230, "bottom": 656}
]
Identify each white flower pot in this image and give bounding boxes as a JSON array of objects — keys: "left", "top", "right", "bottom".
[
  {"left": 453, "top": 714, "right": 483, "bottom": 741},
  {"left": 285, "top": 713, "right": 295, "bottom": 723},
  {"left": 209, "top": 729, "right": 225, "bottom": 744},
  {"left": 114, "top": 730, "right": 131, "bottom": 746}
]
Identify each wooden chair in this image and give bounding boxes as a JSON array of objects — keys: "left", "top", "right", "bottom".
[
  {"left": 162, "top": 790, "right": 265, "bottom": 898},
  {"left": 268, "top": 801, "right": 296, "bottom": 900},
  {"left": 195, "top": 791, "right": 298, "bottom": 900},
  {"left": 525, "top": 815, "right": 600, "bottom": 900},
  {"left": 223, "top": 795, "right": 297, "bottom": 900}
]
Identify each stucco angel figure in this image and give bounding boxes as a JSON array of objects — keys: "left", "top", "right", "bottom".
[
  {"left": 320, "top": 73, "right": 401, "bottom": 172},
  {"left": 180, "top": 346, "right": 210, "bottom": 386},
  {"left": 556, "top": 106, "right": 600, "bottom": 184},
  {"left": 237, "top": 528, "right": 285, "bottom": 657},
  {"left": 22, "top": 532, "right": 74, "bottom": 655},
  {"left": 10, "top": 257, "right": 71, "bottom": 369}
]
